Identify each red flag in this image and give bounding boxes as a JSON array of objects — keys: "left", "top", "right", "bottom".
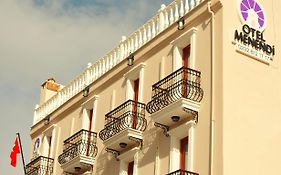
[{"left": 10, "top": 136, "right": 20, "bottom": 167}]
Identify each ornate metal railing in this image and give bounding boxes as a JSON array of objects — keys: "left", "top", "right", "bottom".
[
  {"left": 167, "top": 169, "right": 199, "bottom": 175},
  {"left": 99, "top": 100, "right": 147, "bottom": 141},
  {"left": 146, "top": 67, "right": 203, "bottom": 114},
  {"left": 26, "top": 156, "right": 54, "bottom": 175},
  {"left": 58, "top": 129, "right": 98, "bottom": 165},
  {"left": 33, "top": 0, "right": 206, "bottom": 126}
]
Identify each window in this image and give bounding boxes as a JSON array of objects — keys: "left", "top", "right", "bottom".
[
  {"left": 133, "top": 79, "right": 139, "bottom": 102},
  {"left": 168, "top": 121, "right": 195, "bottom": 172},
  {"left": 124, "top": 63, "right": 146, "bottom": 102},
  {"left": 128, "top": 161, "right": 134, "bottom": 175},
  {"left": 81, "top": 97, "right": 99, "bottom": 160},
  {"left": 181, "top": 45, "right": 191, "bottom": 98},
  {"left": 81, "top": 95, "right": 99, "bottom": 132},
  {"left": 88, "top": 109, "right": 93, "bottom": 131},
  {"left": 42, "top": 133, "right": 52, "bottom": 158},
  {"left": 40, "top": 125, "right": 58, "bottom": 159},
  {"left": 171, "top": 28, "right": 197, "bottom": 71},
  {"left": 86, "top": 109, "right": 94, "bottom": 157},
  {"left": 180, "top": 137, "right": 189, "bottom": 170},
  {"left": 47, "top": 136, "right": 52, "bottom": 158},
  {"left": 182, "top": 45, "right": 190, "bottom": 67},
  {"left": 132, "top": 79, "right": 139, "bottom": 129},
  {"left": 33, "top": 125, "right": 58, "bottom": 174},
  {"left": 118, "top": 148, "right": 139, "bottom": 175},
  {"left": 45, "top": 135, "right": 53, "bottom": 175}
]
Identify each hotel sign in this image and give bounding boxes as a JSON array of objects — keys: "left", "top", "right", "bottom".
[{"left": 233, "top": 0, "right": 275, "bottom": 64}]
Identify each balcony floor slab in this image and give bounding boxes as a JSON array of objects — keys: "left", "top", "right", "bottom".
[
  {"left": 150, "top": 98, "right": 200, "bottom": 127},
  {"left": 104, "top": 128, "right": 143, "bottom": 152},
  {"left": 60, "top": 155, "right": 94, "bottom": 174}
]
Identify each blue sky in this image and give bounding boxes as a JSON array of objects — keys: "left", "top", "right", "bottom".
[{"left": 0, "top": 0, "right": 172, "bottom": 174}]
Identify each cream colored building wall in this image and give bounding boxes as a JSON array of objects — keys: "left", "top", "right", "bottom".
[
  {"left": 28, "top": 0, "right": 281, "bottom": 174},
  {"left": 29, "top": 1, "right": 222, "bottom": 175},
  {"left": 192, "top": 21, "right": 211, "bottom": 175},
  {"left": 91, "top": 11, "right": 215, "bottom": 173},
  {"left": 94, "top": 33, "right": 167, "bottom": 175},
  {"left": 222, "top": 0, "right": 281, "bottom": 174},
  {"left": 158, "top": 132, "right": 170, "bottom": 175},
  {"left": 29, "top": 106, "right": 82, "bottom": 174},
  {"left": 94, "top": 78, "right": 125, "bottom": 175},
  {"left": 212, "top": 3, "right": 223, "bottom": 175}
]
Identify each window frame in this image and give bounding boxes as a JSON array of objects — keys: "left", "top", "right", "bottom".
[{"left": 171, "top": 28, "right": 198, "bottom": 71}]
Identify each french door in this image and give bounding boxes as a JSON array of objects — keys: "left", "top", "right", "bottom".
[
  {"left": 180, "top": 136, "right": 189, "bottom": 170},
  {"left": 132, "top": 79, "right": 139, "bottom": 129},
  {"left": 181, "top": 45, "right": 190, "bottom": 98}
]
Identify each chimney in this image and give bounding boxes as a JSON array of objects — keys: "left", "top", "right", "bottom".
[{"left": 39, "top": 78, "right": 62, "bottom": 105}]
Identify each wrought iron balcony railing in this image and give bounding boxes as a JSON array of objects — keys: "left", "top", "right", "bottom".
[
  {"left": 146, "top": 67, "right": 203, "bottom": 114},
  {"left": 33, "top": 0, "right": 205, "bottom": 126},
  {"left": 26, "top": 156, "right": 54, "bottom": 175},
  {"left": 58, "top": 129, "right": 98, "bottom": 165},
  {"left": 99, "top": 100, "right": 147, "bottom": 141},
  {"left": 167, "top": 169, "right": 199, "bottom": 175}
]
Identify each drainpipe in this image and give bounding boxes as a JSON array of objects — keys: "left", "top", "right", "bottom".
[{"left": 207, "top": 1, "right": 215, "bottom": 175}]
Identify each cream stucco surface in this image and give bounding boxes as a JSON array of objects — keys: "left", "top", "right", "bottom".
[{"left": 28, "top": 1, "right": 281, "bottom": 175}]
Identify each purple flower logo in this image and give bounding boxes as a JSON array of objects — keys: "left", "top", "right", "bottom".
[{"left": 238, "top": 0, "right": 266, "bottom": 31}]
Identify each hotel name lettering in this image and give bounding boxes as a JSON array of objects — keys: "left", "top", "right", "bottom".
[{"left": 234, "top": 24, "right": 275, "bottom": 60}]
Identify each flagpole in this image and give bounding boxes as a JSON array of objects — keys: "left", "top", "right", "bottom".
[{"left": 16, "top": 133, "right": 27, "bottom": 175}]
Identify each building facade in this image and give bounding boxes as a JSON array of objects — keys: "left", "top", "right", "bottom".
[{"left": 26, "top": 0, "right": 281, "bottom": 175}]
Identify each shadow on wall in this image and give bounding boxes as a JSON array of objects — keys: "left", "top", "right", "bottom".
[
  {"left": 94, "top": 147, "right": 120, "bottom": 175},
  {"left": 138, "top": 126, "right": 170, "bottom": 174}
]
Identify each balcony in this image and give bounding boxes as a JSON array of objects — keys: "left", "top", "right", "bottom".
[
  {"left": 99, "top": 100, "right": 147, "bottom": 153},
  {"left": 26, "top": 156, "right": 54, "bottom": 175},
  {"left": 167, "top": 169, "right": 199, "bottom": 175},
  {"left": 146, "top": 67, "right": 203, "bottom": 127},
  {"left": 58, "top": 129, "right": 98, "bottom": 174},
  {"left": 33, "top": 0, "right": 205, "bottom": 126}
]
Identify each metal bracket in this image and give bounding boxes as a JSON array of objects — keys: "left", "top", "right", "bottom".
[
  {"left": 183, "top": 107, "right": 198, "bottom": 123},
  {"left": 154, "top": 122, "right": 169, "bottom": 137},
  {"left": 105, "top": 148, "right": 120, "bottom": 161},
  {"left": 129, "top": 136, "right": 143, "bottom": 149}
]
